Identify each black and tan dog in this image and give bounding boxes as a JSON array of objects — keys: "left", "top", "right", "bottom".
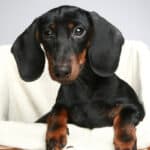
[{"left": 11, "top": 5, "right": 145, "bottom": 150}]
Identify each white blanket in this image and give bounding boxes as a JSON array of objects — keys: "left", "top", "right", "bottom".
[{"left": 0, "top": 41, "right": 150, "bottom": 150}]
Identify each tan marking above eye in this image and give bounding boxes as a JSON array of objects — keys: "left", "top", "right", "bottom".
[
  {"left": 68, "top": 23, "right": 75, "bottom": 29},
  {"left": 50, "top": 24, "right": 56, "bottom": 29}
]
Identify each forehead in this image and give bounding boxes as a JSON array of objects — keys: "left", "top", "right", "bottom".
[{"left": 39, "top": 6, "right": 90, "bottom": 27}]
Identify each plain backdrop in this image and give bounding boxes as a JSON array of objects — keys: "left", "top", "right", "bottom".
[{"left": 0, "top": 0, "right": 150, "bottom": 46}]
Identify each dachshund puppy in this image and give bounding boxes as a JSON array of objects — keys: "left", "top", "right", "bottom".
[{"left": 11, "top": 5, "right": 145, "bottom": 150}]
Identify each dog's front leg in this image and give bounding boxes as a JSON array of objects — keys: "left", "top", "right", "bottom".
[
  {"left": 113, "top": 106, "right": 139, "bottom": 150},
  {"left": 46, "top": 106, "right": 69, "bottom": 150}
]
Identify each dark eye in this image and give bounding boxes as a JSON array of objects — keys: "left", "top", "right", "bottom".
[
  {"left": 43, "top": 29, "right": 55, "bottom": 38},
  {"left": 72, "top": 26, "right": 86, "bottom": 37}
]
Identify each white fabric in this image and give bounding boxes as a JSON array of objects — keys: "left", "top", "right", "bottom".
[{"left": 0, "top": 41, "right": 150, "bottom": 150}]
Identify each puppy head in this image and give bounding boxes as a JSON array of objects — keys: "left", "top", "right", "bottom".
[
  {"left": 38, "top": 6, "right": 92, "bottom": 83},
  {"left": 11, "top": 6, "right": 124, "bottom": 83}
]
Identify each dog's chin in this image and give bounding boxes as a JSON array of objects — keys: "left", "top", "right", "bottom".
[
  {"left": 55, "top": 78, "right": 75, "bottom": 84},
  {"left": 51, "top": 74, "right": 79, "bottom": 84}
]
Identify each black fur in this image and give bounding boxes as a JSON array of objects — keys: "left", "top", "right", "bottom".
[
  {"left": 11, "top": 5, "right": 145, "bottom": 150},
  {"left": 11, "top": 19, "right": 45, "bottom": 81}
]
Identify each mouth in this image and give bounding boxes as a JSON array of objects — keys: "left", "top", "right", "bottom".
[{"left": 53, "top": 77, "right": 74, "bottom": 84}]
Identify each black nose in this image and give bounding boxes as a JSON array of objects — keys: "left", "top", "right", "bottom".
[{"left": 54, "top": 65, "right": 71, "bottom": 78}]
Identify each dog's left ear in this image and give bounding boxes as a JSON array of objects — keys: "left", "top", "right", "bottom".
[{"left": 88, "top": 12, "right": 124, "bottom": 77}]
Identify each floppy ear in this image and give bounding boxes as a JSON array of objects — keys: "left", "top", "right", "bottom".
[
  {"left": 11, "top": 19, "right": 45, "bottom": 81},
  {"left": 88, "top": 12, "right": 124, "bottom": 77}
]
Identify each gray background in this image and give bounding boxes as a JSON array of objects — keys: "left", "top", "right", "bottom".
[{"left": 0, "top": 0, "right": 150, "bottom": 46}]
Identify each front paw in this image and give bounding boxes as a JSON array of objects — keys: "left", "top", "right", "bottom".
[
  {"left": 114, "top": 130, "right": 137, "bottom": 150},
  {"left": 113, "top": 112, "right": 137, "bottom": 150},
  {"left": 46, "top": 125, "right": 68, "bottom": 150},
  {"left": 114, "top": 139, "right": 137, "bottom": 150}
]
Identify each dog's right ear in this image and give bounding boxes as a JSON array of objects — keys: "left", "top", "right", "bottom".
[{"left": 11, "top": 19, "right": 45, "bottom": 81}]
